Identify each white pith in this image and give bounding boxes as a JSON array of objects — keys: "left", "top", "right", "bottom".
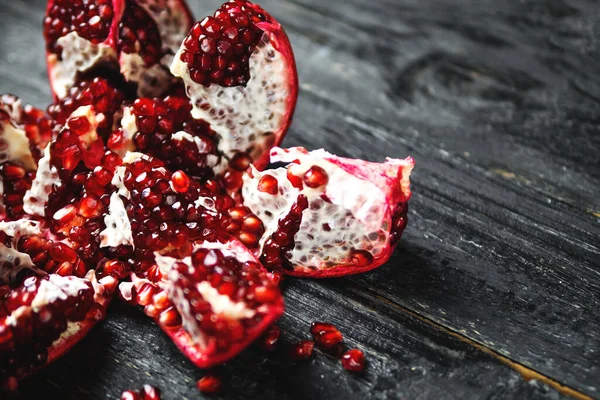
[
  {"left": 1, "top": 97, "right": 22, "bottom": 121},
  {"left": 0, "top": 219, "right": 42, "bottom": 240},
  {"left": 30, "top": 274, "right": 90, "bottom": 311},
  {"left": 23, "top": 145, "right": 60, "bottom": 217},
  {"left": 0, "top": 244, "right": 36, "bottom": 285},
  {"left": 114, "top": 107, "right": 138, "bottom": 157},
  {"left": 119, "top": 52, "right": 173, "bottom": 98},
  {"left": 242, "top": 147, "right": 414, "bottom": 271},
  {"left": 49, "top": 32, "right": 118, "bottom": 100},
  {"left": 99, "top": 193, "right": 135, "bottom": 249},
  {"left": 170, "top": 34, "right": 289, "bottom": 164},
  {"left": 0, "top": 120, "right": 37, "bottom": 171},
  {"left": 111, "top": 166, "right": 131, "bottom": 199}
]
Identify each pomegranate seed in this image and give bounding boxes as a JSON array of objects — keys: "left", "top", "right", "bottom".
[
  {"left": 68, "top": 115, "right": 91, "bottom": 136},
  {"left": 230, "top": 151, "right": 252, "bottom": 171},
  {"left": 303, "top": 165, "right": 329, "bottom": 188},
  {"left": 140, "top": 384, "right": 161, "bottom": 400},
  {"left": 290, "top": 340, "right": 314, "bottom": 361},
  {"left": 257, "top": 174, "right": 278, "bottom": 194},
  {"left": 171, "top": 170, "right": 190, "bottom": 193},
  {"left": 350, "top": 250, "right": 374, "bottom": 267},
  {"left": 197, "top": 375, "right": 222, "bottom": 394},
  {"left": 121, "top": 390, "right": 141, "bottom": 400},
  {"left": 259, "top": 325, "right": 281, "bottom": 351},
  {"left": 310, "top": 322, "right": 343, "bottom": 349},
  {"left": 341, "top": 349, "right": 365, "bottom": 372},
  {"left": 254, "top": 286, "right": 279, "bottom": 303}
]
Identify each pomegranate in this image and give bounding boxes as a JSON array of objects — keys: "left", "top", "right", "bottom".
[
  {"left": 259, "top": 324, "right": 280, "bottom": 351},
  {"left": 119, "top": 237, "right": 284, "bottom": 368},
  {"left": 0, "top": 220, "right": 117, "bottom": 384},
  {"left": 44, "top": 0, "right": 194, "bottom": 100},
  {"left": 171, "top": 0, "right": 298, "bottom": 170},
  {"left": 0, "top": 95, "right": 53, "bottom": 220},
  {"left": 240, "top": 147, "right": 414, "bottom": 277}
]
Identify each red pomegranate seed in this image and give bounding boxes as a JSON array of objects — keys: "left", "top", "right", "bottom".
[
  {"left": 257, "top": 174, "right": 278, "bottom": 194},
  {"left": 310, "top": 322, "right": 343, "bottom": 349},
  {"left": 259, "top": 325, "right": 281, "bottom": 351},
  {"left": 120, "top": 390, "right": 141, "bottom": 400},
  {"left": 229, "top": 152, "right": 252, "bottom": 171},
  {"left": 303, "top": 165, "right": 329, "bottom": 188},
  {"left": 286, "top": 168, "right": 303, "bottom": 189},
  {"left": 341, "top": 349, "right": 365, "bottom": 372},
  {"left": 197, "top": 375, "right": 222, "bottom": 394},
  {"left": 140, "top": 384, "right": 161, "bottom": 400},
  {"left": 68, "top": 115, "right": 91, "bottom": 136},
  {"left": 290, "top": 340, "right": 314, "bottom": 361},
  {"left": 350, "top": 250, "right": 374, "bottom": 267},
  {"left": 254, "top": 286, "right": 279, "bottom": 303},
  {"left": 171, "top": 170, "right": 190, "bottom": 193}
]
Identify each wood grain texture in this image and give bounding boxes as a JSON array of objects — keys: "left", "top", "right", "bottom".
[{"left": 1, "top": 0, "right": 599, "bottom": 399}]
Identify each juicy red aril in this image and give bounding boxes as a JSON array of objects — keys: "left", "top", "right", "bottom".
[
  {"left": 257, "top": 174, "right": 278, "bottom": 194},
  {"left": 310, "top": 322, "right": 343, "bottom": 349},
  {"left": 118, "top": 1, "right": 162, "bottom": 66},
  {"left": 290, "top": 340, "right": 314, "bottom": 361},
  {"left": 260, "top": 195, "right": 308, "bottom": 272},
  {"left": 350, "top": 250, "right": 374, "bottom": 267},
  {"left": 44, "top": 0, "right": 114, "bottom": 54},
  {"left": 18, "top": 237, "right": 87, "bottom": 277},
  {"left": 141, "top": 384, "right": 161, "bottom": 400},
  {"left": 226, "top": 206, "right": 265, "bottom": 250},
  {"left": 197, "top": 375, "right": 222, "bottom": 394},
  {"left": 121, "top": 390, "right": 141, "bottom": 400},
  {"left": 303, "top": 165, "right": 329, "bottom": 188},
  {"left": 259, "top": 325, "right": 281, "bottom": 351},
  {"left": 341, "top": 349, "right": 365, "bottom": 372},
  {"left": 180, "top": 0, "right": 271, "bottom": 87},
  {"left": 0, "top": 164, "right": 34, "bottom": 220},
  {"left": 229, "top": 152, "right": 252, "bottom": 171},
  {"left": 171, "top": 170, "right": 190, "bottom": 193}
]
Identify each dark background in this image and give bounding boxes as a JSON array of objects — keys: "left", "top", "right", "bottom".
[{"left": 1, "top": 0, "right": 599, "bottom": 399}]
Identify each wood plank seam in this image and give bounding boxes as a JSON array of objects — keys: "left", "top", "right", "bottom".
[{"left": 370, "top": 292, "right": 592, "bottom": 400}]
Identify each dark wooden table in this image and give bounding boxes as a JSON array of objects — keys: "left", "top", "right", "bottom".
[{"left": 1, "top": 0, "right": 599, "bottom": 398}]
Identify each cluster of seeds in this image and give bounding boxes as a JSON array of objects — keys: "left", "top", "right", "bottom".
[
  {"left": 44, "top": 0, "right": 115, "bottom": 54},
  {"left": 118, "top": 1, "right": 163, "bottom": 66},
  {"left": 179, "top": 0, "right": 270, "bottom": 87}
]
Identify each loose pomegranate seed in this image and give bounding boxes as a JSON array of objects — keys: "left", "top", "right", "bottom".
[
  {"left": 140, "top": 384, "right": 161, "bottom": 400},
  {"left": 259, "top": 325, "right": 281, "bottom": 351},
  {"left": 309, "top": 322, "right": 343, "bottom": 349},
  {"left": 257, "top": 174, "right": 278, "bottom": 194},
  {"left": 121, "top": 390, "right": 141, "bottom": 400},
  {"left": 303, "top": 165, "right": 329, "bottom": 188},
  {"left": 179, "top": 0, "right": 272, "bottom": 87},
  {"left": 197, "top": 375, "right": 222, "bottom": 394},
  {"left": 341, "top": 349, "right": 365, "bottom": 372},
  {"left": 171, "top": 170, "right": 190, "bottom": 193},
  {"left": 290, "top": 340, "right": 314, "bottom": 361}
]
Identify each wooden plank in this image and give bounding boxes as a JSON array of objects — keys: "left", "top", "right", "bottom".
[{"left": 0, "top": 0, "right": 598, "bottom": 398}]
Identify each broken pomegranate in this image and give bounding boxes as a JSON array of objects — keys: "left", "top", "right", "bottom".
[
  {"left": 240, "top": 147, "right": 414, "bottom": 277},
  {"left": 119, "top": 237, "right": 284, "bottom": 368},
  {"left": 171, "top": 0, "right": 298, "bottom": 170},
  {"left": 44, "top": 0, "right": 194, "bottom": 100}
]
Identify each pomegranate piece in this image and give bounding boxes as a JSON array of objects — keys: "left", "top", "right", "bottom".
[
  {"left": 290, "top": 340, "right": 314, "bottom": 361},
  {"left": 341, "top": 349, "right": 365, "bottom": 372},
  {"left": 119, "top": 237, "right": 284, "bottom": 368},
  {"left": 197, "top": 375, "right": 222, "bottom": 394},
  {"left": 109, "top": 96, "right": 222, "bottom": 180},
  {"left": 44, "top": 0, "right": 194, "bottom": 99},
  {"left": 171, "top": 0, "right": 298, "bottom": 170},
  {"left": 240, "top": 147, "right": 414, "bottom": 277},
  {"left": 310, "top": 322, "right": 343, "bottom": 349},
  {"left": 0, "top": 95, "right": 53, "bottom": 220}
]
